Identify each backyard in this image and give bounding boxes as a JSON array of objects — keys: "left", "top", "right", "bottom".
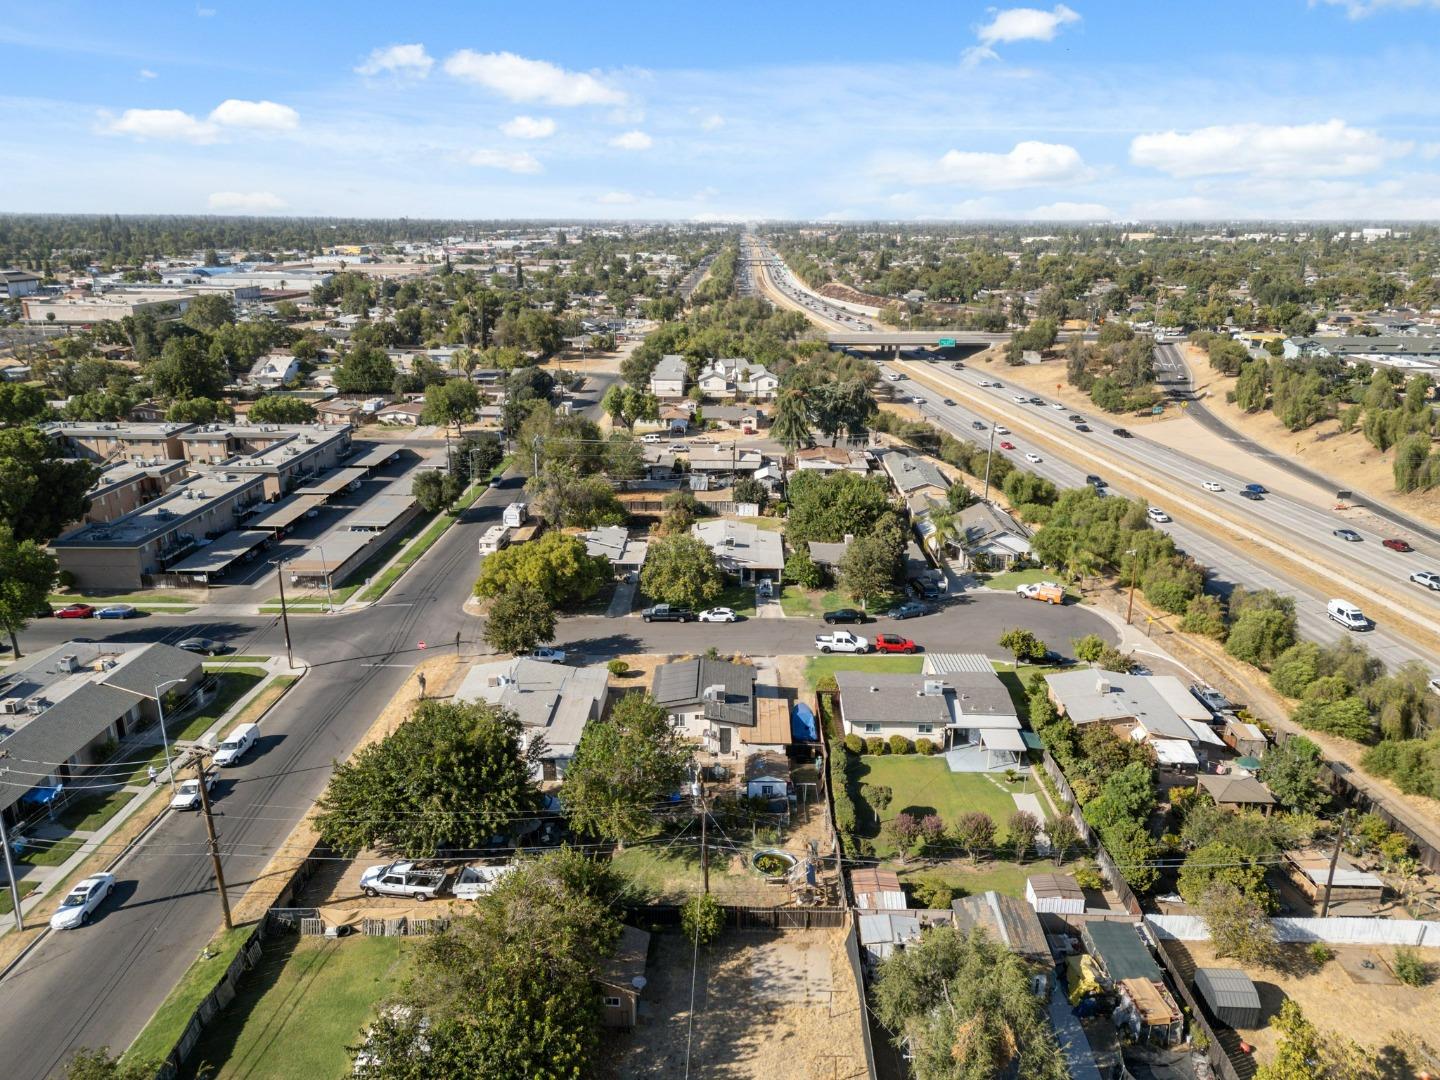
[
  {"left": 849, "top": 756, "right": 1038, "bottom": 857},
  {"left": 182, "top": 936, "right": 411, "bottom": 1080}
]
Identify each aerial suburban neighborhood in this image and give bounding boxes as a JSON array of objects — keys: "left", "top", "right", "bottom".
[{"left": 2, "top": 3, "right": 1440, "bottom": 1080}]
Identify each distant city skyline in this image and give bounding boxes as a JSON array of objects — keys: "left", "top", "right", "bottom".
[{"left": 6, "top": 1, "right": 1440, "bottom": 220}]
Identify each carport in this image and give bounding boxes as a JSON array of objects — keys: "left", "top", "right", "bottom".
[
  {"left": 245, "top": 493, "right": 327, "bottom": 533},
  {"left": 293, "top": 467, "right": 368, "bottom": 497},
  {"left": 347, "top": 443, "right": 402, "bottom": 470},
  {"left": 166, "top": 529, "right": 272, "bottom": 583}
]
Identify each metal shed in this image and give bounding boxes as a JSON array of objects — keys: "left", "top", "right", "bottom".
[{"left": 1194, "top": 967, "right": 1262, "bottom": 1029}]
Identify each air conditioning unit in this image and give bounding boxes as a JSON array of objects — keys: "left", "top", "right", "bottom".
[
  {"left": 702, "top": 684, "right": 725, "bottom": 703},
  {"left": 922, "top": 679, "right": 946, "bottom": 697},
  {"left": 0, "top": 698, "right": 22, "bottom": 715},
  {"left": 57, "top": 654, "right": 78, "bottom": 673},
  {"left": 98, "top": 658, "right": 117, "bottom": 671},
  {"left": 25, "top": 698, "right": 46, "bottom": 714},
  {"left": 1096, "top": 677, "right": 1111, "bottom": 694}
]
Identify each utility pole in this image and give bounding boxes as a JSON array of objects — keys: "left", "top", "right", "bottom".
[
  {"left": 531, "top": 434, "right": 543, "bottom": 477},
  {"left": 0, "top": 761, "right": 24, "bottom": 931},
  {"left": 981, "top": 421, "right": 996, "bottom": 504},
  {"left": 697, "top": 775, "right": 710, "bottom": 895},
  {"left": 1319, "top": 811, "right": 1354, "bottom": 918},
  {"left": 193, "top": 755, "right": 233, "bottom": 930},
  {"left": 1125, "top": 548, "right": 1140, "bottom": 625},
  {"left": 276, "top": 560, "right": 294, "bottom": 670}
]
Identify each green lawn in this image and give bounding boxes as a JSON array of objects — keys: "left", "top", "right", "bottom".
[
  {"left": 713, "top": 582, "right": 758, "bottom": 618},
  {"left": 994, "top": 663, "right": 1067, "bottom": 720},
  {"left": 47, "top": 592, "right": 198, "bottom": 606},
  {"left": 805, "top": 653, "right": 924, "bottom": 688},
  {"left": 126, "top": 925, "right": 258, "bottom": 1066},
  {"left": 894, "top": 858, "right": 1071, "bottom": 901},
  {"left": 609, "top": 840, "right": 758, "bottom": 904},
  {"left": 54, "top": 789, "right": 137, "bottom": 833},
  {"left": 852, "top": 756, "right": 1034, "bottom": 856},
  {"left": 185, "top": 936, "right": 412, "bottom": 1080},
  {"left": 223, "top": 655, "right": 272, "bottom": 663},
  {"left": 17, "top": 836, "right": 83, "bottom": 868},
  {"left": 734, "top": 515, "right": 783, "bottom": 532},
  {"left": 981, "top": 568, "right": 1078, "bottom": 599},
  {"left": 0, "top": 881, "right": 37, "bottom": 916},
  {"left": 779, "top": 586, "right": 820, "bottom": 617}
]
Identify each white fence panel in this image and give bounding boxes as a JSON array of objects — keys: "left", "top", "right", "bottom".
[{"left": 1145, "top": 914, "right": 1440, "bottom": 947}]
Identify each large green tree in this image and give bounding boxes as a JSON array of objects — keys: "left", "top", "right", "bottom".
[
  {"left": 332, "top": 345, "right": 397, "bottom": 393},
  {"left": 315, "top": 700, "right": 541, "bottom": 856},
  {"left": 473, "top": 532, "right": 610, "bottom": 609},
  {"left": 483, "top": 584, "right": 557, "bottom": 656},
  {"left": 784, "top": 470, "right": 892, "bottom": 544},
  {"left": 249, "top": 395, "right": 318, "bottom": 424},
  {"left": 0, "top": 526, "right": 57, "bottom": 657},
  {"left": 412, "top": 469, "right": 463, "bottom": 513},
  {"left": 1257, "top": 736, "right": 1329, "bottom": 813},
  {"left": 640, "top": 533, "right": 723, "bottom": 609},
  {"left": 600, "top": 384, "right": 658, "bottom": 431},
  {"left": 769, "top": 387, "right": 812, "bottom": 455},
  {"left": 562, "top": 693, "right": 692, "bottom": 844},
  {"left": 523, "top": 463, "right": 626, "bottom": 527},
  {"left": 0, "top": 384, "right": 52, "bottom": 426},
  {"left": 421, "top": 378, "right": 481, "bottom": 441},
  {"left": 0, "top": 427, "right": 98, "bottom": 542},
  {"left": 839, "top": 529, "right": 902, "bottom": 609}
]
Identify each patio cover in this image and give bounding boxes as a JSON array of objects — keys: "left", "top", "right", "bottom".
[
  {"left": 980, "top": 729, "right": 1026, "bottom": 752},
  {"left": 1150, "top": 739, "right": 1199, "bottom": 767}
]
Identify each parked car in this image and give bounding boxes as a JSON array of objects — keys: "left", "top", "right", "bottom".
[
  {"left": 1113, "top": 428, "right": 1133, "bottom": 438},
  {"left": 451, "top": 863, "right": 517, "bottom": 901},
  {"left": 874, "top": 633, "right": 918, "bottom": 654},
  {"left": 642, "top": 604, "right": 695, "bottom": 622},
  {"left": 641, "top": 433, "right": 662, "bottom": 443},
  {"left": 56, "top": 603, "right": 95, "bottom": 619},
  {"left": 212, "top": 723, "right": 260, "bottom": 767},
  {"left": 1016, "top": 581, "right": 1064, "bottom": 604},
  {"left": 97, "top": 604, "right": 137, "bottom": 620},
  {"left": 698, "top": 607, "right": 738, "bottom": 622},
  {"left": 814, "top": 630, "right": 871, "bottom": 654},
  {"left": 910, "top": 579, "right": 943, "bottom": 600},
  {"left": 1383, "top": 538, "right": 1414, "bottom": 552},
  {"left": 49, "top": 873, "right": 116, "bottom": 930},
  {"left": 1190, "top": 684, "right": 1233, "bottom": 717},
  {"left": 32, "top": 602, "right": 53, "bottom": 618},
  {"left": 524, "top": 647, "right": 567, "bottom": 664},
  {"left": 177, "top": 638, "right": 229, "bottom": 655},
  {"left": 360, "top": 861, "right": 447, "bottom": 901},
  {"left": 170, "top": 771, "right": 217, "bottom": 811},
  {"left": 1410, "top": 570, "right": 1440, "bottom": 591},
  {"left": 1147, "top": 507, "right": 1171, "bottom": 523},
  {"left": 822, "top": 608, "right": 869, "bottom": 625},
  {"left": 1333, "top": 528, "right": 1363, "bottom": 542},
  {"left": 1202, "top": 481, "right": 1223, "bottom": 492},
  {"left": 1038, "top": 650, "right": 1075, "bottom": 668},
  {"left": 884, "top": 600, "right": 934, "bottom": 620}
]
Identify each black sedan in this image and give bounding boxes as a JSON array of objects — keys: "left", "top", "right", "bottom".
[
  {"left": 823, "top": 608, "right": 870, "bottom": 625},
  {"left": 177, "top": 637, "right": 230, "bottom": 655}
]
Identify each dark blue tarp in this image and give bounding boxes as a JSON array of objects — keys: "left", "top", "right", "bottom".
[
  {"left": 790, "top": 702, "right": 818, "bottom": 742},
  {"left": 20, "top": 784, "right": 63, "bottom": 806}
]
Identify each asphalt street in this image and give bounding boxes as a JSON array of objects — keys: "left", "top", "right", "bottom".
[{"left": 0, "top": 468, "right": 1113, "bottom": 1078}]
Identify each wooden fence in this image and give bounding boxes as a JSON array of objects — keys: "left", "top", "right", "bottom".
[
  {"left": 156, "top": 924, "right": 266, "bottom": 1080},
  {"left": 1154, "top": 937, "right": 1253, "bottom": 1080}
]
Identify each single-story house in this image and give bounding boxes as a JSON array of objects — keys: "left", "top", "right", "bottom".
[
  {"left": 652, "top": 656, "right": 757, "bottom": 756},
  {"left": 1026, "top": 873, "right": 1085, "bottom": 915},
  {"left": 649, "top": 354, "right": 689, "bottom": 399},
  {"left": 794, "top": 446, "right": 871, "bottom": 474},
  {"left": 851, "top": 868, "right": 907, "bottom": 911},
  {"left": 374, "top": 401, "right": 427, "bottom": 425},
  {"left": 247, "top": 353, "right": 300, "bottom": 389},
  {"left": 807, "top": 535, "right": 853, "bottom": 571},
  {"left": 686, "top": 445, "right": 766, "bottom": 478},
  {"left": 874, "top": 447, "right": 950, "bottom": 500},
  {"left": 1044, "top": 670, "right": 1217, "bottom": 746},
  {"left": 315, "top": 398, "right": 366, "bottom": 424},
  {"left": 582, "top": 525, "right": 648, "bottom": 574},
  {"left": 835, "top": 672, "right": 953, "bottom": 747},
  {"left": 598, "top": 925, "right": 651, "bottom": 1029},
  {"left": 455, "top": 658, "right": 609, "bottom": 780},
  {"left": 951, "top": 891, "right": 1053, "bottom": 980},
  {"left": 701, "top": 405, "right": 768, "bottom": 432},
  {"left": 950, "top": 501, "right": 1032, "bottom": 569},
  {"left": 1195, "top": 773, "right": 1277, "bottom": 815},
  {"left": 691, "top": 519, "right": 784, "bottom": 584},
  {"left": 924, "top": 654, "right": 1026, "bottom": 764}
]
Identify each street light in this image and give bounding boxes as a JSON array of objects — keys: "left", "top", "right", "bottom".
[
  {"left": 154, "top": 676, "right": 187, "bottom": 793},
  {"left": 1124, "top": 548, "right": 1140, "bottom": 626}
]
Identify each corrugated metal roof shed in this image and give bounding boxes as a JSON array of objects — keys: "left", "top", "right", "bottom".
[{"left": 1194, "top": 967, "right": 1262, "bottom": 1029}]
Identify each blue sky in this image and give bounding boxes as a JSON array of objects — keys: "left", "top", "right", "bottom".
[{"left": 5, "top": 0, "right": 1440, "bottom": 220}]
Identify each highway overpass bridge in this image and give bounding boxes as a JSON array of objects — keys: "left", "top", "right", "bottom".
[{"left": 824, "top": 330, "right": 1008, "bottom": 352}]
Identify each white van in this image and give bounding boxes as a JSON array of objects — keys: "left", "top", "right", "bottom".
[
  {"left": 641, "top": 433, "right": 662, "bottom": 444},
  {"left": 213, "top": 722, "right": 259, "bottom": 767},
  {"left": 1327, "top": 599, "right": 1371, "bottom": 631}
]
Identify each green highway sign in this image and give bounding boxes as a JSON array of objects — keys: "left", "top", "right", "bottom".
[{"left": 938, "top": 337, "right": 956, "bottom": 347}]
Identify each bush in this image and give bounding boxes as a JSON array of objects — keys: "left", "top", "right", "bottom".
[
  {"left": 909, "top": 877, "right": 955, "bottom": 909},
  {"left": 844, "top": 733, "right": 864, "bottom": 754},
  {"left": 915, "top": 737, "right": 936, "bottom": 755},
  {"left": 888, "top": 734, "right": 912, "bottom": 755},
  {"left": 866, "top": 736, "right": 888, "bottom": 755},
  {"left": 1073, "top": 865, "right": 1104, "bottom": 890},
  {"left": 56, "top": 569, "right": 76, "bottom": 590},
  {"left": 606, "top": 659, "right": 629, "bottom": 677},
  {"left": 681, "top": 893, "right": 723, "bottom": 947},
  {"left": 1308, "top": 942, "right": 1334, "bottom": 966},
  {"left": 866, "top": 784, "right": 892, "bottom": 812},
  {"left": 1393, "top": 947, "right": 1430, "bottom": 986}
]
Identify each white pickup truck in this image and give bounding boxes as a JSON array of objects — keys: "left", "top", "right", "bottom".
[
  {"left": 815, "top": 630, "right": 872, "bottom": 654},
  {"left": 451, "top": 863, "right": 517, "bottom": 901},
  {"left": 359, "top": 861, "right": 447, "bottom": 901}
]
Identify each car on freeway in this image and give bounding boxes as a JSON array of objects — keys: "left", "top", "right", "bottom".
[
  {"left": 1410, "top": 570, "right": 1440, "bottom": 591},
  {"left": 1239, "top": 489, "right": 1263, "bottom": 501},
  {"left": 1050, "top": 403, "right": 1066, "bottom": 411},
  {"left": 823, "top": 608, "right": 870, "bottom": 625},
  {"left": 886, "top": 373, "right": 904, "bottom": 382},
  {"left": 874, "top": 633, "right": 918, "bottom": 655},
  {"left": 525, "top": 647, "right": 567, "bottom": 664},
  {"left": 1113, "top": 428, "right": 1133, "bottom": 438},
  {"left": 1202, "top": 481, "right": 1224, "bottom": 492},
  {"left": 1075, "top": 423, "right": 1091, "bottom": 432},
  {"left": 56, "top": 603, "right": 95, "bottom": 619},
  {"left": 177, "top": 638, "right": 229, "bottom": 655},
  {"left": 1147, "top": 507, "right": 1171, "bottom": 523},
  {"left": 951, "top": 362, "right": 965, "bottom": 370},
  {"left": 994, "top": 425, "right": 1010, "bottom": 435},
  {"left": 884, "top": 600, "right": 935, "bottom": 620},
  {"left": 1012, "top": 394, "right": 1029, "bottom": 404},
  {"left": 49, "top": 874, "right": 116, "bottom": 930},
  {"left": 971, "top": 420, "right": 986, "bottom": 431},
  {"left": 943, "top": 398, "right": 956, "bottom": 406},
  {"left": 912, "top": 397, "right": 927, "bottom": 406},
  {"left": 1242, "top": 483, "right": 1267, "bottom": 495},
  {"left": 1067, "top": 414, "right": 1083, "bottom": 422},
  {"left": 1085, "top": 474, "right": 1105, "bottom": 488},
  {"left": 999, "top": 441, "right": 1016, "bottom": 451},
  {"left": 1028, "top": 397, "right": 1045, "bottom": 406},
  {"left": 1025, "top": 452, "right": 1043, "bottom": 463},
  {"left": 170, "top": 771, "right": 217, "bottom": 811},
  {"left": 1333, "top": 528, "right": 1363, "bottom": 542},
  {"left": 698, "top": 607, "right": 738, "bottom": 622},
  {"left": 642, "top": 604, "right": 696, "bottom": 622},
  {"left": 1383, "top": 538, "right": 1414, "bottom": 552},
  {"left": 96, "top": 604, "right": 138, "bottom": 619}
]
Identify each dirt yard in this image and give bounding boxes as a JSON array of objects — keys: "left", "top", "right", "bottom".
[
  {"left": 1177, "top": 939, "right": 1440, "bottom": 1065},
  {"left": 606, "top": 928, "right": 867, "bottom": 1080}
]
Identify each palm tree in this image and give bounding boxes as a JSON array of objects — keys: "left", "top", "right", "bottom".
[
  {"left": 770, "top": 388, "right": 812, "bottom": 458},
  {"left": 1066, "top": 547, "right": 1102, "bottom": 593},
  {"left": 927, "top": 507, "right": 961, "bottom": 559}
]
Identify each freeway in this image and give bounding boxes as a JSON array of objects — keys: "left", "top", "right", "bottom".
[{"left": 0, "top": 466, "right": 1114, "bottom": 1078}]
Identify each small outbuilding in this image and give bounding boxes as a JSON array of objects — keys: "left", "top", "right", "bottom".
[
  {"left": 851, "top": 868, "right": 907, "bottom": 911},
  {"left": 597, "top": 925, "right": 651, "bottom": 1029},
  {"left": 1194, "top": 967, "right": 1262, "bottom": 1029},
  {"left": 1223, "top": 718, "right": 1267, "bottom": 759},
  {"left": 1026, "top": 872, "right": 1085, "bottom": 915}
]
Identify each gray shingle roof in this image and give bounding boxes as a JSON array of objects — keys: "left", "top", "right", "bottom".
[
  {"left": 100, "top": 644, "right": 208, "bottom": 699},
  {"left": 0, "top": 684, "right": 144, "bottom": 813},
  {"left": 652, "top": 658, "right": 756, "bottom": 727},
  {"left": 835, "top": 672, "right": 952, "bottom": 727}
]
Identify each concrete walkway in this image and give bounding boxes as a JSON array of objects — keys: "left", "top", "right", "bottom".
[{"left": 1047, "top": 990, "right": 1103, "bottom": 1080}]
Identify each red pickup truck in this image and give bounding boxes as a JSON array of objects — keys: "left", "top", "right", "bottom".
[{"left": 874, "top": 633, "right": 918, "bottom": 655}]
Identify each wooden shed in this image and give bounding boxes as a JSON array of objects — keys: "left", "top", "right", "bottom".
[{"left": 1222, "top": 718, "right": 1267, "bottom": 759}]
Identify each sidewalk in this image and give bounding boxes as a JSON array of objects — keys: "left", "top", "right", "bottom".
[{"left": 0, "top": 655, "right": 303, "bottom": 938}]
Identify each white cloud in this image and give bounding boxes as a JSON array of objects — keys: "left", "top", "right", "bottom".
[
  {"left": 500, "top": 115, "right": 556, "bottom": 139},
  {"left": 138, "top": 69, "right": 157, "bottom": 80},
  {"left": 1311, "top": 0, "right": 1440, "bottom": 17},
  {"left": 699, "top": 112, "right": 725, "bottom": 131},
  {"left": 609, "top": 130, "right": 653, "bottom": 151},
  {"left": 916, "top": 140, "right": 1091, "bottom": 188},
  {"left": 443, "top": 50, "right": 625, "bottom": 106},
  {"left": 965, "top": 5, "right": 1080, "bottom": 64},
  {"left": 208, "top": 190, "right": 287, "bottom": 212},
  {"left": 208, "top": 99, "right": 300, "bottom": 131},
  {"left": 355, "top": 43, "right": 434, "bottom": 78},
  {"left": 1130, "top": 119, "right": 1408, "bottom": 178},
  {"left": 103, "top": 108, "right": 218, "bottom": 143},
  {"left": 195, "top": 5, "right": 216, "bottom": 15},
  {"left": 468, "top": 148, "right": 543, "bottom": 174},
  {"left": 1025, "top": 200, "right": 1113, "bottom": 220},
  {"left": 597, "top": 191, "right": 636, "bottom": 204}
]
